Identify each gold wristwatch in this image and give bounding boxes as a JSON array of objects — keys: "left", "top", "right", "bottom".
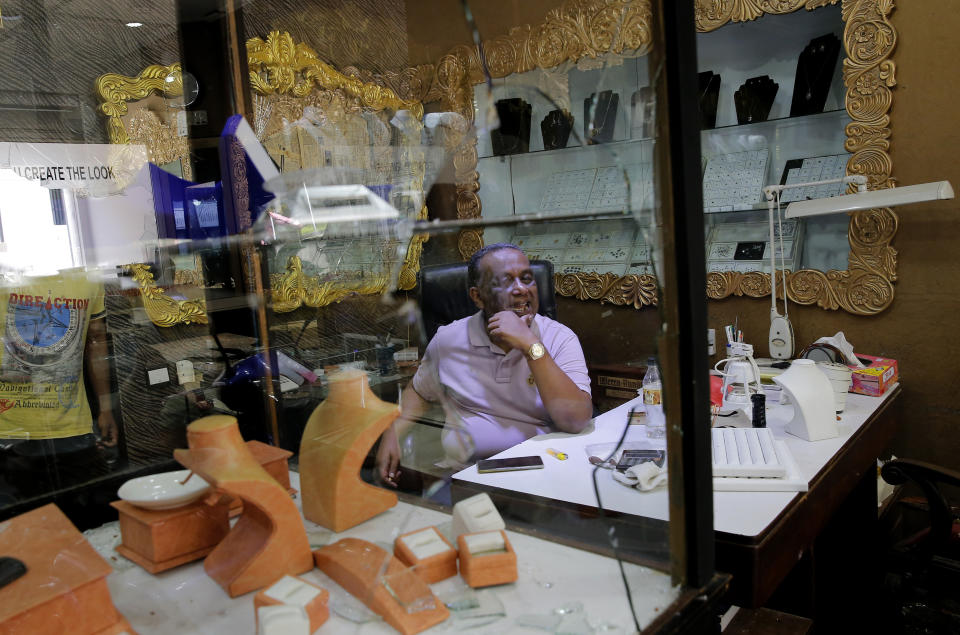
[{"left": 526, "top": 341, "right": 546, "bottom": 361}]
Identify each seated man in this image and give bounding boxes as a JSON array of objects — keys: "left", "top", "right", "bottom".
[{"left": 377, "top": 243, "right": 592, "bottom": 487}]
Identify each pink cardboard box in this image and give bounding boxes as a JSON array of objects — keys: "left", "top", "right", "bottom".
[{"left": 849, "top": 354, "right": 898, "bottom": 396}]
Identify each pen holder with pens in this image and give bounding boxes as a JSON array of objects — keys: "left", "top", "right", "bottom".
[{"left": 715, "top": 342, "right": 763, "bottom": 406}]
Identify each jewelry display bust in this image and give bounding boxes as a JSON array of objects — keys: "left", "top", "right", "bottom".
[
  {"left": 790, "top": 33, "right": 841, "bottom": 117},
  {"left": 698, "top": 71, "right": 721, "bottom": 129},
  {"left": 491, "top": 98, "right": 532, "bottom": 156},
  {"left": 540, "top": 109, "right": 573, "bottom": 150},
  {"left": 174, "top": 415, "right": 313, "bottom": 597},
  {"left": 298, "top": 369, "right": 399, "bottom": 531},
  {"left": 734, "top": 75, "right": 778, "bottom": 124},
  {"left": 583, "top": 90, "right": 618, "bottom": 144}
]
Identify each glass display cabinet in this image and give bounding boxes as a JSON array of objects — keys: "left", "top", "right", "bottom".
[{"left": 0, "top": 0, "right": 731, "bottom": 633}]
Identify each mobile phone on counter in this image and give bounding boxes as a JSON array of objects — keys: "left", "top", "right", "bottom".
[{"left": 477, "top": 455, "right": 545, "bottom": 473}]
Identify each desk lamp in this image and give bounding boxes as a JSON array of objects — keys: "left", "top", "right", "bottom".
[{"left": 762, "top": 177, "right": 955, "bottom": 359}]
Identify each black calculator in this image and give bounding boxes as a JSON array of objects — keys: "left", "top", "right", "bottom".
[{"left": 616, "top": 449, "right": 666, "bottom": 471}]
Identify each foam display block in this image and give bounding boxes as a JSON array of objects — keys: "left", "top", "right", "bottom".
[
  {"left": 111, "top": 499, "right": 231, "bottom": 573},
  {"left": 457, "top": 530, "right": 517, "bottom": 588},
  {"left": 254, "top": 575, "right": 329, "bottom": 633},
  {"left": 451, "top": 492, "right": 504, "bottom": 539},
  {"left": 0, "top": 504, "right": 131, "bottom": 634},
  {"left": 314, "top": 538, "right": 449, "bottom": 635},
  {"left": 175, "top": 415, "right": 313, "bottom": 597},
  {"left": 299, "top": 369, "right": 398, "bottom": 531},
  {"left": 394, "top": 526, "right": 458, "bottom": 583}
]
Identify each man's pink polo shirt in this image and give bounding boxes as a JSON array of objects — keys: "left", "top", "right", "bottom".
[{"left": 412, "top": 311, "right": 591, "bottom": 462}]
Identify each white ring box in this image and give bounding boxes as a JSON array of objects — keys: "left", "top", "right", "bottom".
[
  {"left": 256, "top": 605, "right": 310, "bottom": 635},
  {"left": 254, "top": 575, "right": 329, "bottom": 634},
  {"left": 394, "top": 526, "right": 458, "bottom": 583},
  {"left": 457, "top": 530, "right": 517, "bottom": 588},
  {"left": 451, "top": 493, "right": 505, "bottom": 539}
]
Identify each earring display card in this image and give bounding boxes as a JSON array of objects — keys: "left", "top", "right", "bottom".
[
  {"left": 538, "top": 164, "right": 654, "bottom": 215},
  {"left": 586, "top": 165, "right": 654, "bottom": 212},
  {"left": 538, "top": 169, "right": 596, "bottom": 213},
  {"left": 734, "top": 76, "right": 778, "bottom": 125},
  {"left": 513, "top": 219, "right": 645, "bottom": 277},
  {"left": 705, "top": 220, "right": 804, "bottom": 273},
  {"left": 790, "top": 33, "right": 841, "bottom": 117},
  {"left": 698, "top": 71, "right": 721, "bottom": 129},
  {"left": 702, "top": 149, "right": 769, "bottom": 212},
  {"left": 778, "top": 154, "right": 848, "bottom": 202}
]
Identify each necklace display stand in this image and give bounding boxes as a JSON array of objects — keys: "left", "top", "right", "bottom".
[
  {"left": 789, "top": 33, "right": 841, "bottom": 117},
  {"left": 298, "top": 369, "right": 399, "bottom": 531},
  {"left": 540, "top": 109, "right": 573, "bottom": 150},
  {"left": 698, "top": 71, "right": 721, "bottom": 129},
  {"left": 490, "top": 98, "right": 532, "bottom": 156},
  {"left": 583, "top": 90, "right": 618, "bottom": 144},
  {"left": 174, "top": 415, "right": 313, "bottom": 597},
  {"left": 734, "top": 75, "right": 778, "bottom": 124}
]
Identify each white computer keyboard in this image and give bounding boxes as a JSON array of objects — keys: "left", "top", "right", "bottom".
[{"left": 712, "top": 427, "right": 787, "bottom": 478}]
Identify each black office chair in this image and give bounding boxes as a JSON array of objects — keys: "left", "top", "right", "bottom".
[
  {"left": 878, "top": 459, "right": 960, "bottom": 632},
  {"left": 417, "top": 259, "right": 557, "bottom": 342}
]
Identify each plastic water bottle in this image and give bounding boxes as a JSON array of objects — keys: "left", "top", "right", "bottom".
[{"left": 642, "top": 357, "right": 665, "bottom": 438}]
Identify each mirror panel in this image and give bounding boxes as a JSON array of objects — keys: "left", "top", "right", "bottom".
[{"left": 417, "top": 0, "right": 898, "bottom": 315}]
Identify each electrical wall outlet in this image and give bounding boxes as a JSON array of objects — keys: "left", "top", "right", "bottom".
[
  {"left": 147, "top": 367, "right": 170, "bottom": 386},
  {"left": 176, "top": 360, "right": 195, "bottom": 384}
]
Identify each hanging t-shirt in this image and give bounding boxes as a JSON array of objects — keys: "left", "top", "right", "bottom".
[{"left": 0, "top": 270, "right": 105, "bottom": 440}]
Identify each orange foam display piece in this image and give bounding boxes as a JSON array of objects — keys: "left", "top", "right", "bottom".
[
  {"left": 313, "top": 538, "right": 449, "bottom": 635},
  {"left": 246, "top": 440, "right": 295, "bottom": 494},
  {"left": 394, "top": 526, "right": 458, "bottom": 583},
  {"left": 253, "top": 575, "right": 330, "bottom": 632},
  {"left": 299, "top": 369, "right": 399, "bottom": 531},
  {"left": 0, "top": 504, "right": 131, "bottom": 635},
  {"left": 225, "top": 441, "right": 296, "bottom": 518},
  {"left": 110, "top": 499, "right": 231, "bottom": 573},
  {"left": 175, "top": 415, "right": 313, "bottom": 598},
  {"left": 457, "top": 530, "right": 518, "bottom": 588}
]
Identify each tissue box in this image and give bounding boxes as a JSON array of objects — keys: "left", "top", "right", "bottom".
[{"left": 848, "top": 354, "right": 898, "bottom": 396}]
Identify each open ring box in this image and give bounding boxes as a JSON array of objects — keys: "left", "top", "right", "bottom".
[{"left": 456, "top": 530, "right": 517, "bottom": 588}]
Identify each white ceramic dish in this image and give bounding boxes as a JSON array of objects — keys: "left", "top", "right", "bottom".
[{"left": 117, "top": 469, "right": 211, "bottom": 510}]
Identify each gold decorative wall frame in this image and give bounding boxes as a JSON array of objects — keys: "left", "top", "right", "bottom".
[
  {"left": 98, "top": 33, "right": 430, "bottom": 324},
  {"left": 126, "top": 264, "right": 208, "bottom": 327},
  {"left": 374, "top": 0, "right": 897, "bottom": 316},
  {"left": 97, "top": 63, "right": 193, "bottom": 182},
  {"left": 246, "top": 31, "right": 428, "bottom": 305}
]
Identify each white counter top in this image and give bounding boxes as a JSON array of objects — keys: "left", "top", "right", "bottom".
[{"left": 453, "top": 386, "right": 899, "bottom": 537}]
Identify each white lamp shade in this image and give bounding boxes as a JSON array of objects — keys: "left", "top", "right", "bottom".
[{"left": 785, "top": 180, "right": 954, "bottom": 218}]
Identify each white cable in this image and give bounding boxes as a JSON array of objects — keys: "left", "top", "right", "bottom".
[{"left": 775, "top": 192, "right": 788, "bottom": 319}]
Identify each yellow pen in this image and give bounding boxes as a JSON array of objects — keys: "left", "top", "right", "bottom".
[{"left": 546, "top": 448, "right": 568, "bottom": 461}]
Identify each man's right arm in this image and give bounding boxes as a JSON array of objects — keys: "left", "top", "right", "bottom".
[{"left": 376, "top": 383, "right": 432, "bottom": 487}]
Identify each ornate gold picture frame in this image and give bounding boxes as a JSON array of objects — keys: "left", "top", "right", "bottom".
[{"left": 97, "top": 32, "right": 429, "bottom": 323}]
